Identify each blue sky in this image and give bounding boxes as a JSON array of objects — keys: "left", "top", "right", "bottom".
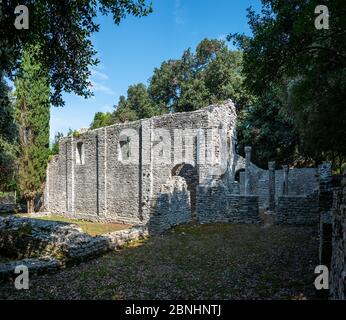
[{"left": 50, "top": 0, "right": 262, "bottom": 141}]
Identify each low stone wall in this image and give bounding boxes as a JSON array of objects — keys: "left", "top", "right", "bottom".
[
  {"left": 0, "top": 217, "right": 108, "bottom": 263},
  {"left": 196, "top": 182, "right": 260, "bottom": 224},
  {"left": 0, "top": 217, "right": 148, "bottom": 281},
  {"left": 148, "top": 177, "right": 192, "bottom": 235},
  {"left": 318, "top": 174, "right": 341, "bottom": 272},
  {"left": 276, "top": 192, "right": 319, "bottom": 225},
  {"left": 0, "top": 192, "right": 16, "bottom": 213},
  {"left": 329, "top": 174, "right": 346, "bottom": 300},
  {"left": 103, "top": 225, "right": 149, "bottom": 248},
  {"left": 0, "top": 258, "right": 61, "bottom": 281}
]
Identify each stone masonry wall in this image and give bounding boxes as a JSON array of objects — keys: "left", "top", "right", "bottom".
[
  {"left": 0, "top": 216, "right": 148, "bottom": 280},
  {"left": 148, "top": 177, "right": 192, "bottom": 235},
  {"left": 329, "top": 173, "right": 346, "bottom": 300},
  {"left": 44, "top": 100, "right": 319, "bottom": 234},
  {"left": 196, "top": 180, "right": 260, "bottom": 224},
  {"left": 276, "top": 192, "right": 319, "bottom": 225},
  {"left": 239, "top": 165, "right": 319, "bottom": 209},
  {"left": 45, "top": 101, "right": 238, "bottom": 227}
]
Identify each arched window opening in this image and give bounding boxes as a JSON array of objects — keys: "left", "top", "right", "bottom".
[
  {"left": 234, "top": 168, "right": 245, "bottom": 183},
  {"left": 76, "top": 142, "right": 85, "bottom": 165},
  {"left": 119, "top": 136, "right": 131, "bottom": 161},
  {"left": 172, "top": 163, "right": 199, "bottom": 214}
]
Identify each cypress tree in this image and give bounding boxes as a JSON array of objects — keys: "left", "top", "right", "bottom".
[{"left": 14, "top": 45, "right": 50, "bottom": 213}]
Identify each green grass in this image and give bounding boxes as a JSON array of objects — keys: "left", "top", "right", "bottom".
[
  {"left": 2, "top": 214, "right": 130, "bottom": 236},
  {"left": 0, "top": 213, "right": 14, "bottom": 218},
  {"left": 30, "top": 215, "right": 130, "bottom": 236},
  {"left": 0, "top": 224, "right": 320, "bottom": 300}
]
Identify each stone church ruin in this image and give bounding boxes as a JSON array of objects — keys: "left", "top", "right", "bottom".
[{"left": 44, "top": 100, "right": 321, "bottom": 234}]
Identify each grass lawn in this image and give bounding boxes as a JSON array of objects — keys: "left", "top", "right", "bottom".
[
  {"left": 0, "top": 213, "right": 13, "bottom": 218},
  {"left": 0, "top": 224, "right": 319, "bottom": 300},
  {"left": 0, "top": 214, "right": 130, "bottom": 236}
]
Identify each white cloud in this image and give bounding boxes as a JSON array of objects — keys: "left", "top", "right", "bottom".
[
  {"left": 88, "top": 67, "right": 114, "bottom": 95},
  {"left": 90, "top": 68, "right": 109, "bottom": 81},
  {"left": 90, "top": 81, "right": 115, "bottom": 95}
]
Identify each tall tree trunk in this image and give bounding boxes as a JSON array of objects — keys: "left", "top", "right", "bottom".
[
  {"left": 31, "top": 199, "right": 35, "bottom": 213},
  {"left": 26, "top": 199, "right": 31, "bottom": 214},
  {"left": 27, "top": 198, "right": 34, "bottom": 213}
]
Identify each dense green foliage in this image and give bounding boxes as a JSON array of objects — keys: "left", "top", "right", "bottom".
[
  {"left": 230, "top": 0, "right": 346, "bottom": 169},
  {"left": 50, "top": 132, "right": 64, "bottom": 155},
  {"left": 149, "top": 39, "right": 252, "bottom": 112},
  {"left": 90, "top": 83, "right": 166, "bottom": 128},
  {"left": 0, "top": 0, "right": 152, "bottom": 192},
  {"left": 0, "top": 75, "right": 17, "bottom": 191},
  {"left": 14, "top": 45, "right": 50, "bottom": 212},
  {"left": 0, "top": 0, "right": 152, "bottom": 106},
  {"left": 90, "top": 39, "right": 252, "bottom": 129},
  {"left": 237, "top": 89, "right": 300, "bottom": 168}
]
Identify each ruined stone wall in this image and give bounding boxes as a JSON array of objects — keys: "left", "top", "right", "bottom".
[
  {"left": 196, "top": 180, "right": 260, "bottom": 224},
  {"left": 0, "top": 216, "right": 148, "bottom": 280},
  {"left": 45, "top": 100, "right": 320, "bottom": 232},
  {"left": 329, "top": 174, "right": 346, "bottom": 300},
  {"left": 239, "top": 165, "right": 319, "bottom": 208},
  {"left": 148, "top": 106, "right": 209, "bottom": 216},
  {"left": 148, "top": 177, "right": 192, "bottom": 235},
  {"left": 45, "top": 101, "right": 238, "bottom": 227},
  {"left": 47, "top": 122, "right": 143, "bottom": 225},
  {"left": 276, "top": 192, "right": 319, "bottom": 225},
  {"left": 45, "top": 152, "right": 66, "bottom": 214},
  {"left": 317, "top": 163, "right": 345, "bottom": 300}
]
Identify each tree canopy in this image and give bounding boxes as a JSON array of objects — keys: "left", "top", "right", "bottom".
[
  {"left": 90, "top": 38, "right": 252, "bottom": 129},
  {"left": 0, "top": 0, "right": 152, "bottom": 106},
  {"left": 149, "top": 39, "right": 252, "bottom": 112},
  {"left": 14, "top": 44, "right": 50, "bottom": 212},
  {"left": 230, "top": 0, "right": 346, "bottom": 169}
]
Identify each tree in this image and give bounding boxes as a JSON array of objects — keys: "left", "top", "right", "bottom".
[
  {"left": 237, "top": 89, "right": 299, "bottom": 168},
  {"left": 230, "top": 0, "right": 346, "bottom": 169},
  {"left": 0, "top": 74, "right": 17, "bottom": 191},
  {"left": 93, "top": 83, "right": 167, "bottom": 127},
  {"left": 118, "top": 83, "right": 166, "bottom": 119},
  {"left": 0, "top": 0, "right": 152, "bottom": 106},
  {"left": 149, "top": 38, "right": 252, "bottom": 113},
  {"left": 203, "top": 49, "right": 251, "bottom": 109},
  {"left": 90, "top": 112, "right": 113, "bottom": 130},
  {"left": 149, "top": 60, "right": 182, "bottom": 111},
  {"left": 175, "top": 78, "right": 212, "bottom": 112},
  {"left": 15, "top": 45, "right": 50, "bottom": 213},
  {"left": 89, "top": 39, "right": 252, "bottom": 129},
  {"left": 50, "top": 132, "right": 64, "bottom": 155}
]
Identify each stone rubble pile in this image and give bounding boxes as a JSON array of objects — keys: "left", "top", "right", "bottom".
[{"left": 0, "top": 217, "right": 148, "bottom": 281}]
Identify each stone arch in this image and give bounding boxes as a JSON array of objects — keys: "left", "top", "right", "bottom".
[
  {"left": 234, "top": 168, "right": 245, "bottom": 183},
  {"left": 171, "top": 163, "right": 199, "bottom": 214}
]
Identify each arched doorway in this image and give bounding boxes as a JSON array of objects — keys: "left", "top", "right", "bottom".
[
  {"left": 234, "top": 168, "right": 245, "bottom": 183},
  {"left": 171, "top": 163, "right": 199, "bottom": 215}
]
